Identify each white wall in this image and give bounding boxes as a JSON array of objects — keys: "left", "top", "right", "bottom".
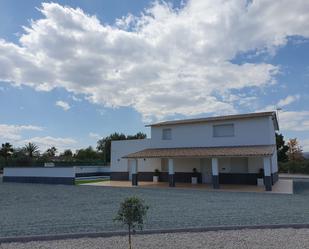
[
  {"left": 4, "top": 167, "right": 75, "bottom": 178},
  {"left": 111, "top": 139, "right": 151, "bottom": 172},
  {"left": 173, "top": 158, "right": 200, "bottom": 172},
  {"left": 150, "top": 116, "right": 276, "bottom": 148},
  {"left": 248, "top": 157, "right": 263, "bottom": 173},
  {"left": 271, "top": 150, "right": 278, "bottom": 173},
  {"left": 74, "top": 166, "right": 110, "bottom": 174}
]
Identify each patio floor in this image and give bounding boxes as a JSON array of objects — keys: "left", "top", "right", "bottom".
[{"left": 82, "top": 179, "right": 293, "bottom": 194}]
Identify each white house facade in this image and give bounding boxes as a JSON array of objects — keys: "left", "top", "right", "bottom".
[{"left": 111, "top": 112, "right": 279, "bottom": 191}]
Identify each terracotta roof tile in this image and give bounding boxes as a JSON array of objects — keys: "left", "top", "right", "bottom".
[{"left": 123, "top": 145, "right": 275, "bottom": 158}]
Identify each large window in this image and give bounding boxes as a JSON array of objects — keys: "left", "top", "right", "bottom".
[
  {"left": 162, "top": 128, "right": 172, "bottom": 140},
  {"left": 213, "top": 124, "right": 234, "bottom": 137}
]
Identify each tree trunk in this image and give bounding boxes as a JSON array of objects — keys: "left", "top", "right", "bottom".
[{"left": 128, "top": 224, "right": 132, "bottom": 249}]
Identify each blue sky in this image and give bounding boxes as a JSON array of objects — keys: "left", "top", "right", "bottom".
[{"left": 0, "top": 0, "right": 308, "bottom": 152}]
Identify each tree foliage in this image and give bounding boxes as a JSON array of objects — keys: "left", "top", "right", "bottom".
[
  {"left": 114, "top": 197, "right": 149, "bottom": 249},
  {"left": 276, "top": 133, "right": 289, "bottom": 162},
  {"left": 74, "top": 146, "right": 101, "bottom": 160},
  {"left": 97, "top": 132, "right": 147, "bottom": 164},
  {"left": 23, "top": 143, "right": 39, "bottom": 158},
  {"left": 287, "top": 138, "right": 304, "bottom": 161},
  {"left": 59, "top": 149, "right": 73, "bottom": 161},
  {"left": 0, "top": 143, "right": 14, "bottom": 166},
  {"left": 43, "top": 146, "right": 57, "bottom": 159}
]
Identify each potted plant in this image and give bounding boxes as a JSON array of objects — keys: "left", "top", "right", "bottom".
[
  {"left": 153, "top": 169, "right": 160, "bottom": 183},
  {"left": 191, "top": 168, "right": 198, "bottom": 184},
  {"left": 257, "top": 168, "right": 264, "bottom": 186}
]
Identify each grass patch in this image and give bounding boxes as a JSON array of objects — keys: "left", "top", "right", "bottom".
[{"left": 75, "top": 178, "right": 109, "bottom": 185}]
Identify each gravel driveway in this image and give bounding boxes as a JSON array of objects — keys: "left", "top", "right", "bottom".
[
  {"left": 1, "top": 228, "right": 309, "bottom": 249},
  {"left": 1, "top": 181, "right": 309, "bottom": 238}
]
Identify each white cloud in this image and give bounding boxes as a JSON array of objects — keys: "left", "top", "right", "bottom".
[
  {"left": 259, "top": 94, "right": 301, "bottom": 112},
  {"left": 278, "top": 111, "right": 309, "bottom": 132},
  {"left": 55, "top": 100, "right": 71, "bottom": 111},
  {"left": 301, "top": 139, "right": 309, "bottom": 152},
  {"left": 89, "top": 132, "right": 101, "bottom": 139},
  {"left": 71, "top": 95, "right": 82, "bottom": 102},
  {"left": 0, "top": 124, "right": 43, "bottom": 141},
  {"left": 0, "top": 1, "right": 309, "bottom": 120},
  {"left": 20, "top": 136, "right": 78, "bottom": 152},
  {"left": 277, "top": 95, "right": 300, "bottom": 108}
]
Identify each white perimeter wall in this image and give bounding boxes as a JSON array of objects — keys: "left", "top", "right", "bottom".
[
  {"left": 74, "top": 166, "right": 110, "bottom": 174},
  {"left": 4, "top": 167, "right": 75, "bottom": 178}
]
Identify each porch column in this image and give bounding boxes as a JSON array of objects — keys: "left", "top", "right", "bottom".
[
  {"left": 168, "top": 158, "right": 175, "bottom": 187},
  {"left": 212, "top": 158, "right": 219, "bottom": 189},
  {"left": 131, "top": 159, "right": 138, "bottom": 186},
  {"left": 263, "top": 157, "right": 272, "bottom": 191}
]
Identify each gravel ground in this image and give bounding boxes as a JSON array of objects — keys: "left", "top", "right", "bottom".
[
  {"left": 1, "top": 181, "right": 309, "bottom": 238},
  {"left": 1, "top": 228, "right": 309, "bottom": 249}
]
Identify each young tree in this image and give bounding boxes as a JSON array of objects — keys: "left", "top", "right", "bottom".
[
  {"left": 114, "top": 197, "right": 149, "bottom": 249},
  {"left": 0, "top": 143, "right": 14, "bottom": 166},
  {"left": 276, "top": 133, "right": 289, "bottom": 162},
  {"left": 287, "top": 138, "right": 304, "bottom": 161}
]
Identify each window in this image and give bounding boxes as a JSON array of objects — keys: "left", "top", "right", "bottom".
[
  {"left": 162, "top": 128, "right": 172, "bottom": 140},
  {"left": 213, "top": 124, "right": 234, "bottom": 137}
]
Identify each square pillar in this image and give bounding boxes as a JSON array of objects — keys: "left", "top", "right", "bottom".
[
  {"left": 263, "top": 157, "right": 272, "bottom": 191},
  {"left": 131, "top": 159, "right": 138, "bottom": 186},
  {"left": 212, "top": 158, "right": 219, "bottom": 189},
  {"left": 168, "top": 158, "right": 175, "bottom": 187}
]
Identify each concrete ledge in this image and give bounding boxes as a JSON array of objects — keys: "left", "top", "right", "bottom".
[{"left": 1, "top": 223, "right": 309, "bottom": 243}]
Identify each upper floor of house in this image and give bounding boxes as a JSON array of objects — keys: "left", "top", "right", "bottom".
[{"left": 146, "top": 112, "right": 279, "bottom": 148}]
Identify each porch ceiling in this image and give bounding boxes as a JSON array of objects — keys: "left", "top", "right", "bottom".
[{"left": 123, "top": 145, "right": 275, "bottom": 159}]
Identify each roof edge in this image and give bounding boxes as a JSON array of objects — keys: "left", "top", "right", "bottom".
[{"left": 146, "top": 112, "right": 277, "bottom": 127}]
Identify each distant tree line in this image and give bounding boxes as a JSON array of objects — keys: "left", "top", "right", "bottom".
[{"left": 0, "top": 132, "right": 146, "bottom": 169}]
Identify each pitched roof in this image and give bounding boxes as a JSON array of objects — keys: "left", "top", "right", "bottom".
[
  {"left": 146, "top": 112, "right": 279, "bottom": 130},
  {"left": 123, "top": 145, "right": 275, "bottom": 158}
]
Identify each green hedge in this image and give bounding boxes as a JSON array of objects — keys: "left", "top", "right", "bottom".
[{"left": 279, "top": 160, "right": 309, "bottom": 174}]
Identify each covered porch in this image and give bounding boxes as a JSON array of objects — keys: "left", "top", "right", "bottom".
[{"left": 123, "top": 145, "right": 278, "bottom": 191}]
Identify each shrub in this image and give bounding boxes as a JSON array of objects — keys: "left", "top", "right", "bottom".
[{"left": 279, "top": 160, "right": 309, "bottom": 174}]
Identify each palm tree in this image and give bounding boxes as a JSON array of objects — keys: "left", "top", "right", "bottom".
[
  {"left": 23, "top": 143, "right": 39, "bottom": 158},
  {"left": 0, "top": 143, "right": 14, "bottom": 166}
]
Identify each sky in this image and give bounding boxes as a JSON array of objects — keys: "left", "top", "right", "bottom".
[{"left": 0, "top": 0, "right": 308, "bottom": 153}]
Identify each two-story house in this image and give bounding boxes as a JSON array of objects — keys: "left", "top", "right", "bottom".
[{"left": 110, "top": 112, "right": 279, "bottom": 191}]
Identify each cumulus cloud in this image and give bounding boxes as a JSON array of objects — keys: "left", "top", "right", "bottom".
[
  {"left": 20, "top": 136, "right": 78, "bottom": 152},
  {"left": 258, "top": 94, "right": 301, "bottom": 113},
  {"left": 0, "top": 124, "right": 43, "bottom": 141},
  {"left": 278, "top": 111, "right": 309, "bottom": 132},
  {"left": 277, "top": 95, "right": 300, "bottom": 108},
  {"left": 55, "top": 100, "right": 71, "bottom": 111},
  {"left": 0, "top": 1, "right": 309, "bottom": 120}
]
